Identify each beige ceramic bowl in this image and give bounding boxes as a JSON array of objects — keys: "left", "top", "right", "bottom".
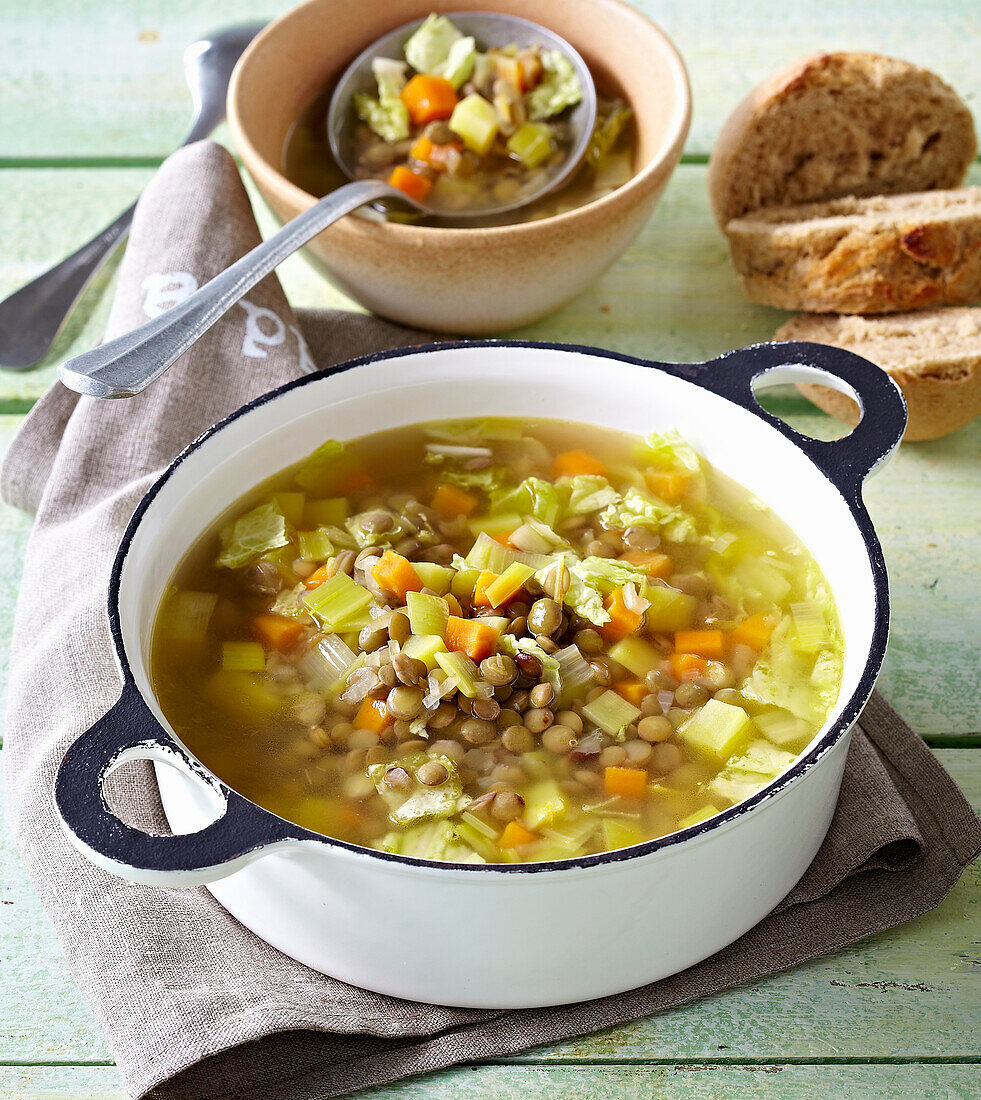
[{"left": 228, "top": 0, "right": 691, "bottom": 334}]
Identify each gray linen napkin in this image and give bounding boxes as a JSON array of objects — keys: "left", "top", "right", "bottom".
[{"left": 3, "top": 142, "right": 979, "bottom": 1100}]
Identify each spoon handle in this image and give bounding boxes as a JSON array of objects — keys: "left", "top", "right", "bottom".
[{"left": 59, "top": 180, "right": 409, "bottom": 399}]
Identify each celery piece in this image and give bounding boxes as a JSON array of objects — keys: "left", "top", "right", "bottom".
[
  {"left": 678, "top": 699, "right": 752, "bottom": 761},
  {"left": 465, "top": 530, "right": 513, "bottom": 571},
  {"left": 405, "top": 591, "right": 449, "bottom": 638},
  {"left": 755, "top": 708, "right": 815, "bottom": 748},
  {"left": 403, "top": 13, "right": 462, "bottom": 73},
  {"left": 453, "top": 815, "right": 501, "bottom": 862},
  {"left": 450, "top": 566, "right": 480, "bottom": 602},
  {"left": 162, "top": 591, "right": 217, "bottom": 643},
  {"left": 582, "top": 689, "right": 641, "bottom": 738},
  {"left": 609, "top": 636, "right": 662, "bottom": 679},
  {"left": 469, "top": 512, "right": 523, "bottom": 539},
  {"left": 485, "top": 562, "right": 535, "bottom": 608},
  {"left": 790, "top": 601, "right": 830, "bottom": 652},
  {"left": 522, "top": 780, "right": 569, "bottom": 830},
  {"left": 205, "top": 670, "right": 282, "bottom": 721},
  {"left": 304, "top": 497, "right": 348, "bottom": 527},
  {"left": 434, "top": 650, "right": 480, "bottom": 697},
  {"left": 550, "top": 644, "right": 595, "bottom": 706},
  {"left": 677, "top": 804, "right": 719, "bottom": 829},
  {"left": 644, "top": 585, "right": 696, "bottom": 633},
  {"left": 221, "top": 641, "right": 267, "bottom": 672},
  {"left": 217, "top": 502, "right": 290, "bottom": 569},
  {"left": 507, "top": 121, "right": 554, "bottom": 167},
  {"left": 448, "top": 93, "right": 499, "bottom": 155},
  {"left": 273, "top": 492, "right": 305, "bottom": 528},
  {"left": 527, "top": 49, "right": 582, "bottom": 120},
  {"left": 602, "top": 817, "right": 645, "bottom": 851},
  {"left": 411, "top": 562, "right": 454, "bottom": 595},
  {"left": 297, "top": 527, "right": 335, "bottom": 563},
  {"left": 586, "top": 101, "right": 633, "bottom": 169},
  {"left": 304, "top": 573, "right": 373, "bottom": 630}
]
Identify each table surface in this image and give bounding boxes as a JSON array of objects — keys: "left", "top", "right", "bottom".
[{"left": 0, "top": 1, "right": 979, "bottom": 1097}]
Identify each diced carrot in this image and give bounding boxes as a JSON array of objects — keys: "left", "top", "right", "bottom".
[
  {"left": 619, "top": 549, "right": 673, "bottom": 579},
  {"left": 553, "top": 449, "right": 607, "bottom": 478},
  {"left": 410, "top": 135, "right": 435, "bottom": 163},
  {"left": 613, "top": 678, "right": 647, "bottom": 707},
  {"left": 252, "top": 613, "right": 304, "bottom": 652},
  {"left": 354, "top": 696, "right": 393, "bottom": 733},
  {"left": 499, "top": 820, "right": 537, "bottom": 848},
  {"left": 604, "top": 766, "right": 648, "bottom": 799},
  {"left": 493, "top": 529, "right": 517, "bottom": 546},
  {"left": 472, "top": 570, "right": 499, "bottom": 609},
  {"left": 371, "top": 550, "right": 424, "bottom": 601},
  {"left": 645, "top": 470, "right": 690, "bottom": 502},
  {"left": 600, "top": 587, "right": 645, "bottom": 641},
  {"left": 336, "top": 469, "right": 376, "bottom": 494},
  {"left": 430, "top": 482, "right": 478, "bottom": 518},
  {"left": 400, "top": 74, "right": 458, "bottom": 125},
  {"left": 303, "top": 563, "right": 331, "bottom": 590},
  {"left": 387, "top": 165, "right": 432, "bottom": 203},
  {"left": 674, "top": 629, "right": 725, "bottom": 659},
  {"left": 730, "top": 613, "right": 776, "bottom": 652},
  {"left": 669, "top": 652, "right": 708, "bottom": 682},
  {"left": 445, "top": 615, "right": 500, "bottom": 661}
]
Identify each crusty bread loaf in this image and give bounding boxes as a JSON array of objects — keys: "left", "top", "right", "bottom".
[
  {"left": 775, "top": 308, "right": 981, "bottom": 440},
  {"left": 725, "top": 188, "right": 981, "bottom": 314},
  {"left": 709, "top": 52, "right": 976, "bottom": 227}
]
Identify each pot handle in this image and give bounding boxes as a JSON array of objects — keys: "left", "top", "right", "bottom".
[
  {"left": 55, "top": 680, "right": 302, "bottom": 887},
  {"left": 681, "top": 341, "right": 907, "bottom": 499}
]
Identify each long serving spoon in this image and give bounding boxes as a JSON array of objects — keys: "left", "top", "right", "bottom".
[
  {"left": 58, "top": 12, "right": 598, "bottom": 400},
  {"left": 0, "top": 23, "right": 266, "bottom": 371}
]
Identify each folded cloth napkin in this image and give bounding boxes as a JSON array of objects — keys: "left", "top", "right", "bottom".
[{"left": 3, "top": 142, "right": 979, "bottom": 1100}]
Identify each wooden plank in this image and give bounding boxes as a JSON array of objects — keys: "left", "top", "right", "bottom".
[
  {"left": 0, "top": 0, "right": 979, "bottom": 159},
  {"left": 0, "top": 751, "right": 976, "bottom": 1067},
  {"left": 1, "top": 1062, "right": 980, "bottom": 1100}
]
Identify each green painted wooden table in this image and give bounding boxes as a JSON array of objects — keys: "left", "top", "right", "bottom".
[{"left": 1, "top": 2, "right": 978, "bottom": 1096}]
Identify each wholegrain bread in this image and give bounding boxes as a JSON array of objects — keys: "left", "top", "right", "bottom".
[
  {"left": 709, "top": 52, "right": 976, "bottom": 227},
  {"left": 725, "top": 188, "right": 981, "bottom": 314},
  {"left": 775, "top": 308, "right": 981, "bottom": 440}
]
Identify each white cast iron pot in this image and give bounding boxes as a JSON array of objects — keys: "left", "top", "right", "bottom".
[{"left": 55, "top": 341, "right": 906, "bottom": 1008}]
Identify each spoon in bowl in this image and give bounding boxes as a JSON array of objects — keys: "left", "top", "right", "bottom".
[
  {"left": 0, "top": 23, "right": 266, "bottom": 371},
  {"left": 59, "top": 12, "right": 598, "bottom": 399}
]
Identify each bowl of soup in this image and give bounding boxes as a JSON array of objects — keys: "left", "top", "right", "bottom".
[
  {"left": 227, "top": 0, "right": 691, "bottom": 333},
  {"left": 55, "top": 340, "right": 906, "bottom": 1007}
]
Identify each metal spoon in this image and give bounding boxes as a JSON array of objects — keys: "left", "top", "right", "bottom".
[
  {"left": 0, "top": 23, "right": 265, "bottom": 371},
  {"left": 327, "top": 12, "right": 597, "bottom": 220},
  {"left": 59, "top": 13, "right": 597, "bottom": 399}
]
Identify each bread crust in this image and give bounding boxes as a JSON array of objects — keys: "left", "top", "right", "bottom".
[
  {"left": 775, "top": 309, "right": 981, "bottom": 440},
  {"left": 709, "top": 52, "right": 977, "bottom": 227},
  {"left": 726, "top": 188, "right": 981, "bottom": 314}
]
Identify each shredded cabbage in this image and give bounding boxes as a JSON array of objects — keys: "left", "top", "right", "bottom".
[
  {"left": 527, "top": 49, "right": 582, "bottom": 120},
  {"left": 492, "top": 476, "right": 560, "bottom": 526},
  {"left": 560, "top": 474, "right": 620, "bottom": 516},
  {"left": 294, "top": 439, "right": 348, "bottom": 493},
  {"left": 367, "top": 754, "right": 468, "bottom": 825},
  {"left": 740, "top": 619, "right": 842, "bottom": 727},
  {"left": 372, "top": 56, "right": 408, "bottom": 99},
  {"left": 599, "top": 487, "right": 698, "bottom": 542},
  {"left": 353, "top": 92, "right": 410, "bottom": 143},
  {"left": 636, "top": 429, "right": 702, "bottom": 474},
  {"left": 217, "top": 502, "right": 290, "bottom": 569},
  {"left": 403, "top": 13, "right": 463, "bottom": 73},
  {"left": 434, "top": 35, "right": 476, "bottom": 88}
]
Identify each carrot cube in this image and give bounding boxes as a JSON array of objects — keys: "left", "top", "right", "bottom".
[
  {"left": 430, "top": 482, "right": 478, "bottom": 518},
  {"left": 613, "top": 678, "right": 647, "bottom": 707},
  {"left": 354, "top": 697, "right": 393, "bottom": 733},
  {"left": 499, "top": 820, "right": 537, "bottom": 848},
  {"left": 252, "top": 613, "right": 304, "bottom": 652},
  {"left": 645, "top": 471, "right": 690, "bottom": 502},
  {"left": 604, "top": 766, "right": 648, "bottom": 799},
  {"left": 471, "top": 571, "right": 499, "bottom": 609},
  {"left": 674, "top": 629, "right": 725, "bottom": 659},
  {"left": 371, "top": 551, "right": 424, "bottom": 601},
  {"left": 669, "top": 652, "right": 708, "bottom": 682},
  {"left": 400, "top": 74, "right": 458, "bottom": 126},
  {"left": 600, "top": 587, "right": 645, "bottom": 641},
  {"left": 445, "top": 615, "right": 500, "bottom": 661},
  {"left": 730, "top": 613, "right": 776, "bottom": 651},
  {"left": 619, "top": 549, "right": 673, "bottom": 579},
  {"left": 553, "top": 449, "right": 607, "bottom": 478},
  {"left": 387, "top": 165, "right": 432, "bottom": 203}
]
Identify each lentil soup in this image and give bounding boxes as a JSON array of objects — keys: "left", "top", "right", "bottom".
[{"left": 149, "top": 418, "right": 844, "bottom": 865}]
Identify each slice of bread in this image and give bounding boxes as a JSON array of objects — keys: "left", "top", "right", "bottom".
[
  {"left": 709, "top": 52, "right": 976, "bottom": 228},
  {"left": 775, "top": 308, "right": 981, "bottom": 440},
  {"left": 725, "top": 188, "right": 981, "bottom": 314}
]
